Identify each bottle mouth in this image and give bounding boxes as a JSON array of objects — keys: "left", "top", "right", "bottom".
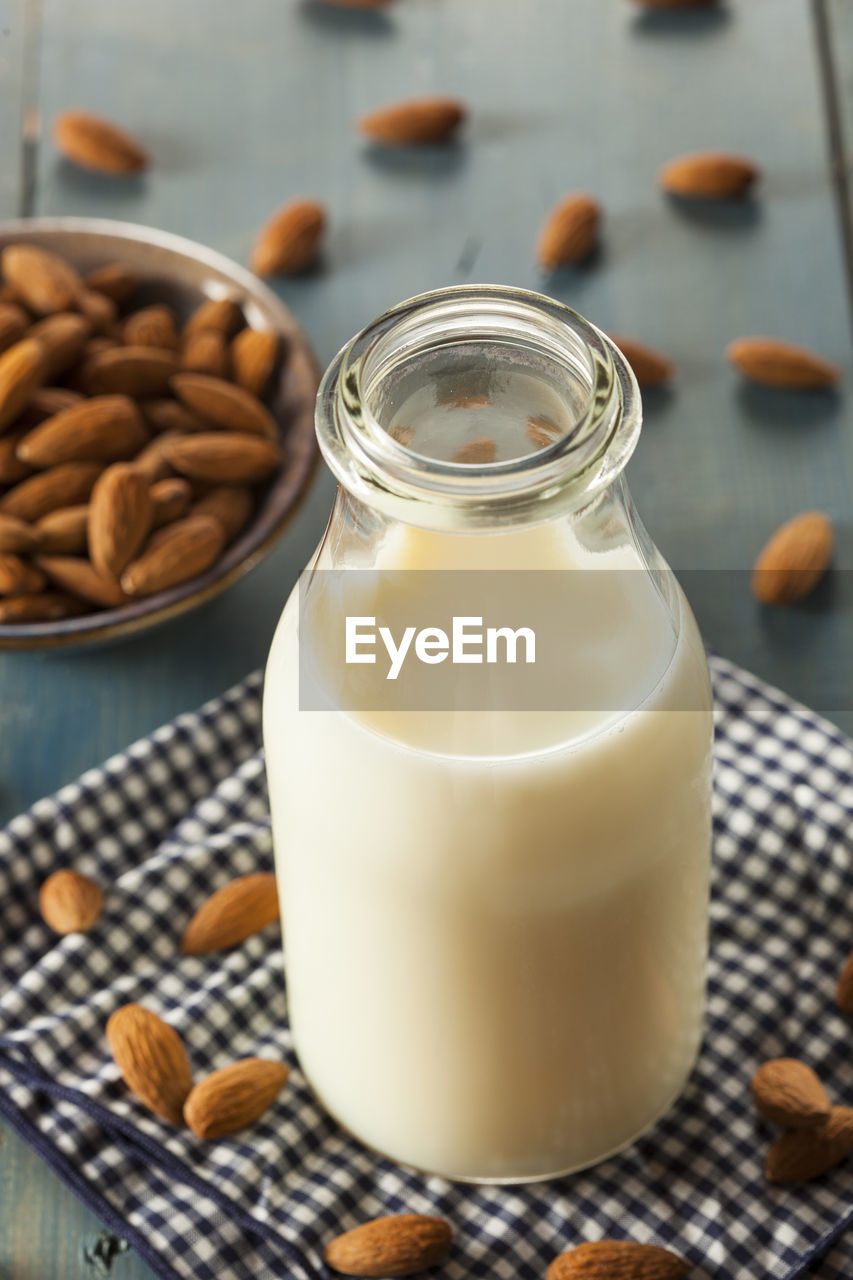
[{"left": 316, "top": 284, "right": 641, "bottom": 532}]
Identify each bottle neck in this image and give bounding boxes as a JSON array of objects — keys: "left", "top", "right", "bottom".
[{"left": 315, "top": 285, "right": 642, "bottom": 535}]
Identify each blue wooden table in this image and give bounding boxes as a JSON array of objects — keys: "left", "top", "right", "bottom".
[{"left": 0, "top": 0, "right": 851, "bottom": 1274}]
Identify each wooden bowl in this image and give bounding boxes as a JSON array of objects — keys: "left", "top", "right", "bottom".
[{"left": 0, "top": 217, "right": 320, "bottom": 649}]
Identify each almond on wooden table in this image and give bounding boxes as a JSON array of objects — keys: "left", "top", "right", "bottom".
[
  {"left": 0, "top": 338, "right": 46, "bottom": 430},
  {"left": 120, "top": 513, "right": 226, "bottom": 596},
  {"left": 106, "top": 1004, "right": 192, "bottom": 1126},
  {"left": 0, "top": 592, "right": 84, "bottom": 623},
  {"left": 82, "top": 345, "right": 180, "bottom": 397},
  {"left": 751, "top": 511, "right": 832, "bottom": 606},
  {"left": 181, "top": 329, "right": 231, "bottom": 379},
  {"left": 53, "top": 110, "right": 148, "bottom": 175},
  {"left": 89, "top": 463, "right": 153, "bottom": 578},
  {"left": 123, "top": 304, "right": 179, "bottom": 351},
  {"left": 183, "top": 1058, "right": 290, "bottom": 1140},
  {"left": 36, "top": 505, "right": 90, "bottom": 555},
  {"left": 84, "top": 262, "right": 140, "bottom": 304},
  {"left": 231, "top": 328, "right": 279, "bottom": 398},
  {"left": 547, "top": 1240, "right": 689, "bottom": 1279},
  {"left": 0, "top": 461, "right": 103, "bottom": 522},
  {"left": 170, "top": 372, "right": 277, "bottom": 438},
  {"left": 181, "top": 871, "right": 279, "bottom": 954},
  {"left": 183, "top": 297, "right": 243, "bottom": 339},
  {"left": 0, "top": 555, "right": 45, "bottom": 595},
  {"left": 537, "top": 194, "right": 601, "bottom": 269},
  {"left": 251, "top": 198, "right": 326, "bottom": 277},
  {"left": 726, "top": 337, "right": 839, "bottom": 390},
  {"left": 37, "top": 554, "right": 129, "bottom": 608},
  {"left": 193, "top": 486, "right": 254, "bottom": 544},
  {"left": 39, "top": 868, "right": 103, "bottom": 934},
  {"left": 766, "top": 1106, "right": 853, "bottom": 1183},
  {"left": 751, "top": 1059, "right": 831, "bottom": 1130},
  {"left": 162, "top": 432, "right": 284, "bottom": 484},
  {"left": 609, "top": 335, "right": 674, "bottom": 388},
  {"left": 324, "top": 1215, "right": 453, "bottom": 1278},
  {"left": 358, "top": 95, "right": 466, "bottom": 146},
  {"left": 16, "top": 395, "right": 148, "bottom": 468},
  {"left": 1, "top": 244, "right": 82, "bottom": 314},
  {"left": 659, "top": 151, "right": 759, "bottom": 199},
  {"left": 0, "top": 513, "right": 41, "bottom": 555},
  {"left": 28, "top": 312, "right": 92, "bottom": 381}
]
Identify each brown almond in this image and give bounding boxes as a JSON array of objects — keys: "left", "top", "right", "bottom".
[
  {"left": 28, "top": 312, "right": 92, "bottom": 382},
  {"left": 766, "top": 1106, "right": 853, "bottom": 1183},
  {"left": 660, "top": 151, "right": 759, "bottom": 199},
  {"left": 0, "top": 555, "right": 46, "bottom": 595},
  {"left": 37, "top": 554, "right": 128, "bottom": 607},
  {"left": 123, "top": 304, "right": 179, "bottom": 351},
  {"left": 78, "top": 289, "right": 118, "bottom": 335},
  {"left": 251, "top": 198, "right": 326, "bottom": 277},
  {"left": 133, "top": 431, "right": 181, "bottom": 484},
  {"left": 183, "top": 1059, "right": 290, "bottom": 1140},
  {"left": 17, "top": 386, "right": 84, "bottom": 427},
  {"left": 0, "top": 302, "right": 29, "bottom": 355},
  {"left": 150, "top": 478, "right": 193, "bottom": 529},
  {"left": 106, "top": 1004, "right": 192, "bottom": 1126},
  {"left": 610, "top": 335, "right": 674, "bottom": 388},
  {"left": 0, "top": 338, "right": 46, "bottom": 430},
  {"left": 39, "top": 868, "right": 103, "bottom": 934},
  {"left": 537, "top": 194, "right": 601, "bottom": 269},
  {"left": 183, "top": 297, "right": 243, "bottom": 339},
  {"left": 0, "top": 592, "right": 85, "bottom": 623},
  {"left": 751, "top": 511, "right": 832, "bottom": 606},
  {"left": 170, "top": 372, "right": 276, "bottom": 439},
  {"left": 53, "top": 110, "right": 147, "bottom": 175},
  {"left": 161, "top": 432, "right": 283, "bottom": 483},
  {"left": 82, "top": 346, "right": 180, "bottom": 397},
  {"left": 36, "top": 505, "right": 90, "bottom": 555},
  {"left": 231, "top": 328, "right": 280, "bottom": 398},
  {"left": 325, "top": 1216, "right": 453, "bottom": 1278},
  {"left": 17, "top": 395, "right": 148, "bottom": 468},
  {"left": 726, "top": 337, "right": 839, "bottom": 390},
  {"left": 120, "top": 513, "right": 226, "bottom": 596},
  {"left": 836, "top": 948, "right": 853, "bottom": 1013},
  {"left": 0, "top": 462, "right": 102, "bottom": 522},
  {"left": 181, "top": 329, "right": 231, "bottom": 380},
  {"left": 547, "top": 1241, "right": 689, "bottom": 1280},
  {"left": 0, "top": 429, "right": 32, "bottom": 485},
  {"left": 452, "top": 436, "right": 496, "bottom": 465},
  {"left": 181, "top": 872, "right": 279, "bottom": 954},
  {"left": 358, "top": 96, "right": 466, "bottom": 145},
  {"left": 89, "top": 463, "right": 153, "bottom": 578},
  {"left": 0, "top": 513, "right": 41, "bottom": 555},
  {"left": 140, "top": 399, "right": 211, "bottom": 436},
  {"left": 1, "top": 244, "right": 81, "bottom": 315},
  {"left": 751, "top": 1059, "right": 831, "bottom": 1130},
  {"left": 84, "top": 262, "right": 140, "bottom": 304},
  {"left": 193, "top": 486, "right": 254, "bottom": 544}
]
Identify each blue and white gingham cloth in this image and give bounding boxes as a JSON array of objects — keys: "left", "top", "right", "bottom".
[{"left": 2, "top": 653, "right": 853, "bottom": 1280}]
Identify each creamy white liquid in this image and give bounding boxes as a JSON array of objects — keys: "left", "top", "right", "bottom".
[{"left": 264, "top": 518, "right": 713, "bottom": 1181}]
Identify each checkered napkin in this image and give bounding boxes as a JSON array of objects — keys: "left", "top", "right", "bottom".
[{"left": 2, "top": 656, "right": 853, "bottom": 1280}]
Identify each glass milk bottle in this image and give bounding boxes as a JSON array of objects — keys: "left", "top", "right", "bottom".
[{"left": 264, "top": 285, "right": 713, "bottom": 1183}]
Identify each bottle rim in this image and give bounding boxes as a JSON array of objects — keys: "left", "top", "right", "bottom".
[{"left": 315, "top": 283, "right": 642, "bottom": 531}]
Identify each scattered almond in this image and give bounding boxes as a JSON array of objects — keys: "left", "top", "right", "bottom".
[
  {"left": 183, "top": 1058, "right": 290, "bottom": 1140},
  {"left": 181, "top": 871, "right": 279, "bottom": 954},
  {"left": 181, "top": 329, "right": 231, "bottom": 379},
  {"left": 0, "top": 462, "right": 103, "bottom": 522},
  {"left": 89, "top": 463, "right": 153, "bottom": 578},
  {"left": 751, "top": 1059, "right": 831, "bottom": 1130},
  {"left": 39, "top": 868, "right": 103, "bottom": 934},
  {"left": 170, "top": 372, "right": 276, "bottom": 438},
  {"left": 0, "top": 514, "right": 42, "bottom": 555},
  {"left": 766, "top": 1106, "right": 853, "bottom": 1183},
  {"left": 358, "top": 95, "right": 466, "bottom": 146},
  {"left": 192, "top": 486, "right": 254, "bottom": 544},
  {"left": 726, "top": 337, "right": 839, "bottom": 390},
  {"left": 83, "top": 345, "right": 180, "bottom": 397},
  {"left": 124, "top": 304, "right": 179, "bottom": 351},
  {"left": 660, "top": 151, "right": 759, "bottom": 199},
  {"left": 1, "top": 245, "right": 81, "bottom": 315},
  {"left": 37, "top": 554, "right": 129, "bottom": 608},
  {"left": 452, "top": 436, "right": 496, "bottom": 465},
  {"left": 609, "top": 335, "right": 674, "bottom": 388},
  {"left": 17, "top": 395, "right": 148, "bottom": 468},
  {"left": 537, "top": 194, "right": 601, "bottom": 269},
  {"left": 0, "top": 555, "right": 46, "bottom": 595},
  {"left": 120, "top": 513, "right": 226, "bottom": 596},
  {"left": 547, "top": 1241, "right": 689, "bottom": 1280},
  {"left": 36, "top": 505, "right": 90, "bottom": 555},
  {"left": 53, "top": 110, "right": 148, "bottom": 175},
  {"left": 325, "top": 1216, "right": 453, "bottom": 1278},
  {"left": 106, "top": 1004, "right": 192, "bottom": 1126},
  {"left": 161, "top": 432, "right": 284, "bottom": 483},
  {"left": 751, "top": 511, "right": 833, "bottom": 605},
  {"left": 231, "top": 328, "right": 279, "bottom": 398},
  {"left": 0, "top": 338, "right": 46, "bottom": 431},
  {"left": 150, "top": 478, "right": 193, "bottom": 530},
  {"left": 251, "top": 198, "right": 326, "bottom": 277}
]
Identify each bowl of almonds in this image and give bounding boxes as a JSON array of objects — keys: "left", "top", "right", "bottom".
[{"left": 0, "top": 217, "right": 320, "bottom": 648}]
